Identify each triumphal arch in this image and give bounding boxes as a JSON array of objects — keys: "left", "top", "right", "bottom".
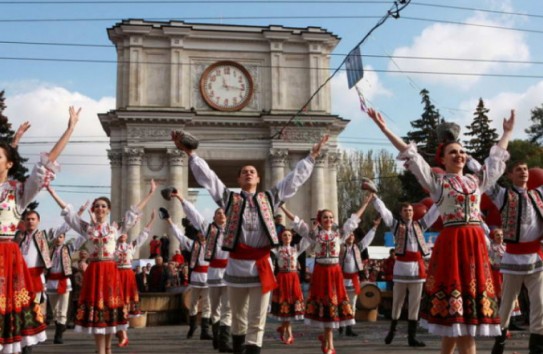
[{"left": 99, "top": 20, "right": 348, "bottom": 255}]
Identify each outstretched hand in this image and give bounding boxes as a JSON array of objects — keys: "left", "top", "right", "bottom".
[
  {"left": 367, "top": 108, "right": 386, "bottom": 131},
  {"left": 68, "top": 106, "right": 81, "bottom": 129},
  {"left": 310, "top": 134, "right": 329, "bottom": 159},
  {"left": 11, "top": 121, "right": 31, "bottom": 148},
  {"left": 503, "top": 109, "right": 515, "bottom": 133},
  {"left": 149, "top": 179, "right": 157, "bottom": 195}
]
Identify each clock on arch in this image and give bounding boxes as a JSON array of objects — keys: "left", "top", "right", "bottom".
[{"left": 199, "top": 61, "right": 254, "bottom": 112}]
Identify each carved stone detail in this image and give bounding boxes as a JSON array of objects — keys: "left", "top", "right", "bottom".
[
  {"left": 269, "top": 148, "right": 289, "bottom": 167},
  {"left": 127, "top": 126, "right": 173, "bottom": 140},
  {"left": 107, "top": 150, "right": 123, "bottom": 167},
  {"left": 166, "top": 148, "right": 185, "bottom": 166},
  {"left": 315, "top": 154, "right": 327, "bottom": 167},
  {"left": 146, "top": 154, "right": 166, "bottom": 172},
  {"left": 327, "top": 151, "right": 340, "bottom": 167},
  {"left": 123, "top": 147, "right": 144, "bottom": 165},
  {"left": 278, "top": 128, "right": 322, "bottom": 143}
]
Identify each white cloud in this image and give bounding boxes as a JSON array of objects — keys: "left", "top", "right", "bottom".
[
  {"left": 331, "top": 66, "right": 392, "bottom": 122},
  {"left": 388, "top": 13, "right": 530, "bottom": 89},
  {"left": 457, "top": 80, "right": 543, "bottom": 140}
]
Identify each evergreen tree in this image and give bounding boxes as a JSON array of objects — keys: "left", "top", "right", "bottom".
[
  {"left": 463, "top": 98, "right": 498, "bottom": 163},
  {"left": 525, "top": 104, "right": 543, "bottom": 146},
  {"left": 0, "top": 90, "right": 28, "bottom": 181}
]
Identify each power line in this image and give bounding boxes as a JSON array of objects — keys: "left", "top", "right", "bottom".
[{"left": 411, "top": 1, "right": 543, "bottom": 20}]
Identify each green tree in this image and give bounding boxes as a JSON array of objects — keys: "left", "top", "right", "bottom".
[
  {"left": 507, "top": 139, "right": 543, "bottom": 168},
  {"left": 0, "top": 90, "right": 28, "bottom": 181},
  {"left": 463, "top": 98, "right": 498, "bottom": 163},
  {"left": 525, "top": 104, "right": 543, "bottom": 146}
]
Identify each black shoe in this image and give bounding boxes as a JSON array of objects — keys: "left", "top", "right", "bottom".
[
  {"left": 385, "top": 320, "right": 397, "bottom": 344},
  {"left": 53, "top": 322, "right": 66, "bottom": 344},
  {"left": 200, "top": 317, "right": 213, "bottom": 340},
  {"left": 187, "top": 315, "right": 197, "bottom": 339},
  {"left": 244, "top": 344, "right": 261, "bottom": 354},
  {"left": 491, "top": 329, "right": 508, "bottom": 354},
  {"left": 218, "top": 325, "right": 234, "bottom": 353},
  {"left": 338, "top": 327, "right": 343, "bottom": 335},
  {"left": 508, "top": 322, "right": 525, "bottom": 331},
  {"left": 22, "top": 346, "right": 33, "bottom": 354},
  {"left": 232, "top": 334, "right": 246, "bottom": 354},
  {"left": 212, "top": 321, "right": 220, "bottom": 349},
  {"left": 407, "top": 320, "right": 426, "bottom": 347},
  {"left": 529, "top": 333, "right": 543, "bottom": 354},
  {"left": 345, "top": 326, "right": 358, "bottom": 337}
]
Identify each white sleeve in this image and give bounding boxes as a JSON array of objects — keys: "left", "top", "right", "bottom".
[
  {"left": 189, "top": 155, "right": 228, "bottom": 208},
  {"left": 132, "top": 227, "right": 151, "bottom": 249},
  {"left": 373, "top": 196, "right": 395, "bottom": 228},
  {"left": 342, "top": 213, "right": 361, "bottom": 241},
  {"left": 61, "top": 204, "right": 90, "bottom": 237},
  {"left": 181, "top": 199, "right": 209, "bottom": 234},
  {"left": 358, "top": 227, "right": 377, "bottom": 250},
  {"left": 420, "top": 204, "right": 440, "bottom": 231},
  {"left": 169, "top": 223, "right": 193, "bottom": 250}
]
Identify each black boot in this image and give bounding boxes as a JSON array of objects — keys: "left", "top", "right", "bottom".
[
  {"left": 407, "top": 320, "right": 426, "bottom": 347},
  {"left": 232, "top": 334, "right": 246, "bottom": 354},
  {"left": 21, "top": 346, "right": 32, "bottom": 354},
  {"left": 53, "top": 322, "right": 66, "bottom": 344},
  {"left": 338, "top": 326, "right": 343, "bottom": 335},
  {"left": 529, "top": 333, "right": 543, "bottom": 354},
  {"left": 212, "top": 321, "right": 220, "bottom": 349},
  {"left": 384, "top": 319, "right": 398, "bottom": 344},
  {"left": 201, "top": 317, "right": 213, "bottom": 340},
  {"left": 219, "top": 325, "right": 234, "bottom": 353},
  {"left": 244, "top": 344, "right": 261, "bottom": 354},
  {"left": 187, "top": 315, "right": 198, "bottom": 339},
  {"left": 345, "top": 325, "right": 358, "bottom": 337},
  {"left": 491, "top": 328, "right": 508, "bottom": 354}
]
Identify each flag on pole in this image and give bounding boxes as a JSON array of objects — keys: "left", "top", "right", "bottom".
[
  {"left": 345, "top": 46, "right": 364, "bottom": 89},
  {"left": 355, "top": 85, "right": 368, "bottom": 113}
]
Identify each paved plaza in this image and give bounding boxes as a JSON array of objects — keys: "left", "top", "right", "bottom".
[{"left": 34, "top": 318, "right": 529, "bottom": 353}]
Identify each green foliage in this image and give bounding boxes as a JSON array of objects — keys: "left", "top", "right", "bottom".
[
  {"left": 525, "top": 104, "right": 543, "bottom": 146},
  {"left": 463, "top": 98, "right": 498, "bottom": 164},
  {"left": 0, "top": 90, "right": 29, "bottom": 181},
  {"left": 507, "top": 139, "right": 543, "bottom": 168}
]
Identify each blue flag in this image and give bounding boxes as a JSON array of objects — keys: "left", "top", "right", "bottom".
[{"left": 346, "top": 46, "right": 364, "bottom": 89}]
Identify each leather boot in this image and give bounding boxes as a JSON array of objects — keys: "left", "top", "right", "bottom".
[
  {"left": 338, "top": 326, "right": 343, "bottom": 335},
  {"left": 232, "top": 334, "right": 246, "bottom": 354},
  {"left": 21, "top": 346, "right": 32, "bottom": 354},
  {"left": 384, "top": 319, "right": 398, "bottom": 344},
  {"left": 491, "top": 328, "right": 508, "bottom": 354},
  {"left": 54, "top": 322, "right": 66, "bottom": 344},
  {"left": 212, "top": 321, "right": 220, "bottom": 349},
  {"left": 407, "top": 320, "right": 426, "bottom": 347},
  {"left": 244, "top": 344, "right": 261, "bottom": 354},
  {"left": 529, "top": 333, "right": 543, "bottom": 354},
  {"left": 201, "top": 317, "right": 213, "bottom": 340},
  {"left": 219, "top": 325, "right": 234, "bottom": 353},
  {"left": 187, "top": 315, "right": 198, "bottom": 339},
  {"left": 345, "top": 325, "right": 358, "bottom": 337}
]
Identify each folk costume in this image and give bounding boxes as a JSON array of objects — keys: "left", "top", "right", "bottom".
[
  {"left": 486, "top": 183, "right": 543, "bottom": 352},
  {"left": 291, "top": 213, "right": 361, "bottom": 329},
  {"left": 46, "top": 224, "right": 85, "bottom": 344},
  {"left": 115, "top": 228, "right": 151, "bottom": 317},
  {"left": 402, "top": 143, "right": 508, "bottom": 337},
  {"left": 374, "top": 197, "right": 439, "bottom": 346},
  {"left": 62, "top": 205, "right": 141, "bottom": 335},
  {"left": 269, "top": 236, "right": 312, "bottom": 322},
  {"left": 338, "top": 226, "right": 378, "bottom": 336},
  {"left": 0, "top": 156, "right": 57, "bottom": 353},
  {"left": 181, "top": 198, "right": 233, "bottom": 352},
  {"left": 169, "top": 223, "right": 212, "bottom": 340},
  {"left": 189, "top": 153, "right": 315, "bottom": 352}
]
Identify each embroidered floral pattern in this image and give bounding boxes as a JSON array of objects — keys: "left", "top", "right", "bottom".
[{"left": 204, "top": 224, "right": 220, "bottom": 261}]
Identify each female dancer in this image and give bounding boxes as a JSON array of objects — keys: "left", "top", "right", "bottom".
[
  {"left": 282, "top": 194, "right": 374, "bottom": 354},
  {"left": 368, "top": 107, "right": 514, "bottom": 354},
  {"left": 269, "top": 226, "right": 312, "bottom": 345},
  {"left": 0, "top": 106, "right": 80, "bottom": 353},
  {"left": 47, "top": 180, "right": 156, "bottom": 354},
  {"left": 115, "top": 210, "right": 157, "bottom": 347}
]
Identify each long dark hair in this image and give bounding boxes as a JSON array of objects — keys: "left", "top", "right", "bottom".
[{"left": 0, "top": 142, "right": 22, "bottom": 178}]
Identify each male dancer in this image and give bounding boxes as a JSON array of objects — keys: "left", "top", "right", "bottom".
[
  {"left": 488, "top": 162, "right": 543, "bottom": 354},
  {"left": 172, "top": 131, "right": 328, "bottom": 354},
  {"left": 171, "top": 191, "right": 233, "bottom": 352},
  {"left": 372, "top": 189, "right": 439, "bottom": 347}
]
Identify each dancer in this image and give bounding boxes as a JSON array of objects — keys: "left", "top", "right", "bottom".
[
  {"left": 47, "top": 179, "right": 156, "bottom": 354},
  {"left": 339, "top": 217, "right": 381, "bottom": 337},
  {"left": 114, "top": 210, "right": 157, "bottom": 347},
  {"left": 485, "top": 162, "right": 543, "bottom": 354},
  {"left": 0, "top": 106, "right": 80, "bottom": 354},
  {"left": 372, "top": 193, "right": 439, "bottom": 347},
  {"left": 168, "top": 191, "right": 233, "bottom": 352},
  {"left": 162, "top": 207, "right": 213, "bottom": 341},
  {"left": 284, "top": 194, "right": 375, "bottom": 354},
  {"left": 368, "top": 107, "right": 514, "bottom": 354},
  {"left": 172, "top": 131, "right": 328, "bottom": 354},
  {"left": 269, "top": 222, "right": 312, "bottom": 345}
]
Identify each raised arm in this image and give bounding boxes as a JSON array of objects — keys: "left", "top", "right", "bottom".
[
  {"left": 280, "top": 205, "right": 312, "bottom": 240},
  {"left": 46, "top": 185, "right": 89, "bottom": 236},
  {"left": 11, "top": 121, "right": 31, "bottom": 148},
  {"left": 280, "top": 204, "right": 296, "bottom": 222},
  {"left": 367, "top": 108, "right": 409, "bottom": 152},
  {"left": 135, "top": 179, "right": 157, "bottom": 211},
  {"left": 46, "top": 185, "right": 68, "bottom": 210},
  {"left": 132, "top": 210, "right": 156, "bottom": 248},
  {"left": 342, "top": 193, "right": 375, "bottom": 238},
  {"left": 497, "top": 110, "right": 515, "bottom": 151},
  {"left": 47, "top": 106, "right": 81, "bottom": 163},
  {"left": 358, "top": 217, "right": 382, "bottom": 250},
  {"left": 173, "top": 191, "right": 208, "bottom": 233}
]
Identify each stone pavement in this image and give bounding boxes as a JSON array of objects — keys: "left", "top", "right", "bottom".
[{"left": 33, "top": 319, "right": 530, "bottom": 354}]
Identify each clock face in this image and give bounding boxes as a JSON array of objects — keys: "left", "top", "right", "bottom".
[{"left": 199, "top": 61, "right": 253, "bottom": 112}]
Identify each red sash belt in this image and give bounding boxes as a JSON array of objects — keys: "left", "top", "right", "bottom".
[
  {"left": 209, "top": 259, "right": 228, "bottom": 268},
  {"left": 47, "top": 272, "right": 68, "bottom": 294},
  {"left": 397, "top": 251, "right": 427, "bottom": 279},
  {"left": 230, "top": 243, "right": 277, "bottom": 294},
  {"left": 343, "top": 272, "right": 360, "bottom": 295},
  {"left": 28, "top": 267, "right": 44, "bottom": 293},
  {"left": 507, "top": 240, "right": 543, "bottom": 260},
  {"left": 192, "top": 265, "right": 209, "bottom": 273}
]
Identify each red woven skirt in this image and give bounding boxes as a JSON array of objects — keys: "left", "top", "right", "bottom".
[
  {"left": 491, "top": 268, "right": 503, "bottom": 299},
  {"left": 0, "top": 241, "right": 46, "bottom": 351},
  {"left": 75, "top": 260, "right": 127, "bottom": 334},
  {"left": 270, "top": 271, "right": 304, "bottom": 321},
  {"left": 420, "top": 225, "right": 500, "bottom": 336},
  {"left": 118, "top": 268, "right": 141, "bottom": 316},
  {"left": 304, "top": 263, "right": 354, "bottom": 329}
]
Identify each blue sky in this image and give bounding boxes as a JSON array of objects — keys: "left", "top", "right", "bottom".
[{"left": 1, "top": 0, "right": 541, "bottom": 230}]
